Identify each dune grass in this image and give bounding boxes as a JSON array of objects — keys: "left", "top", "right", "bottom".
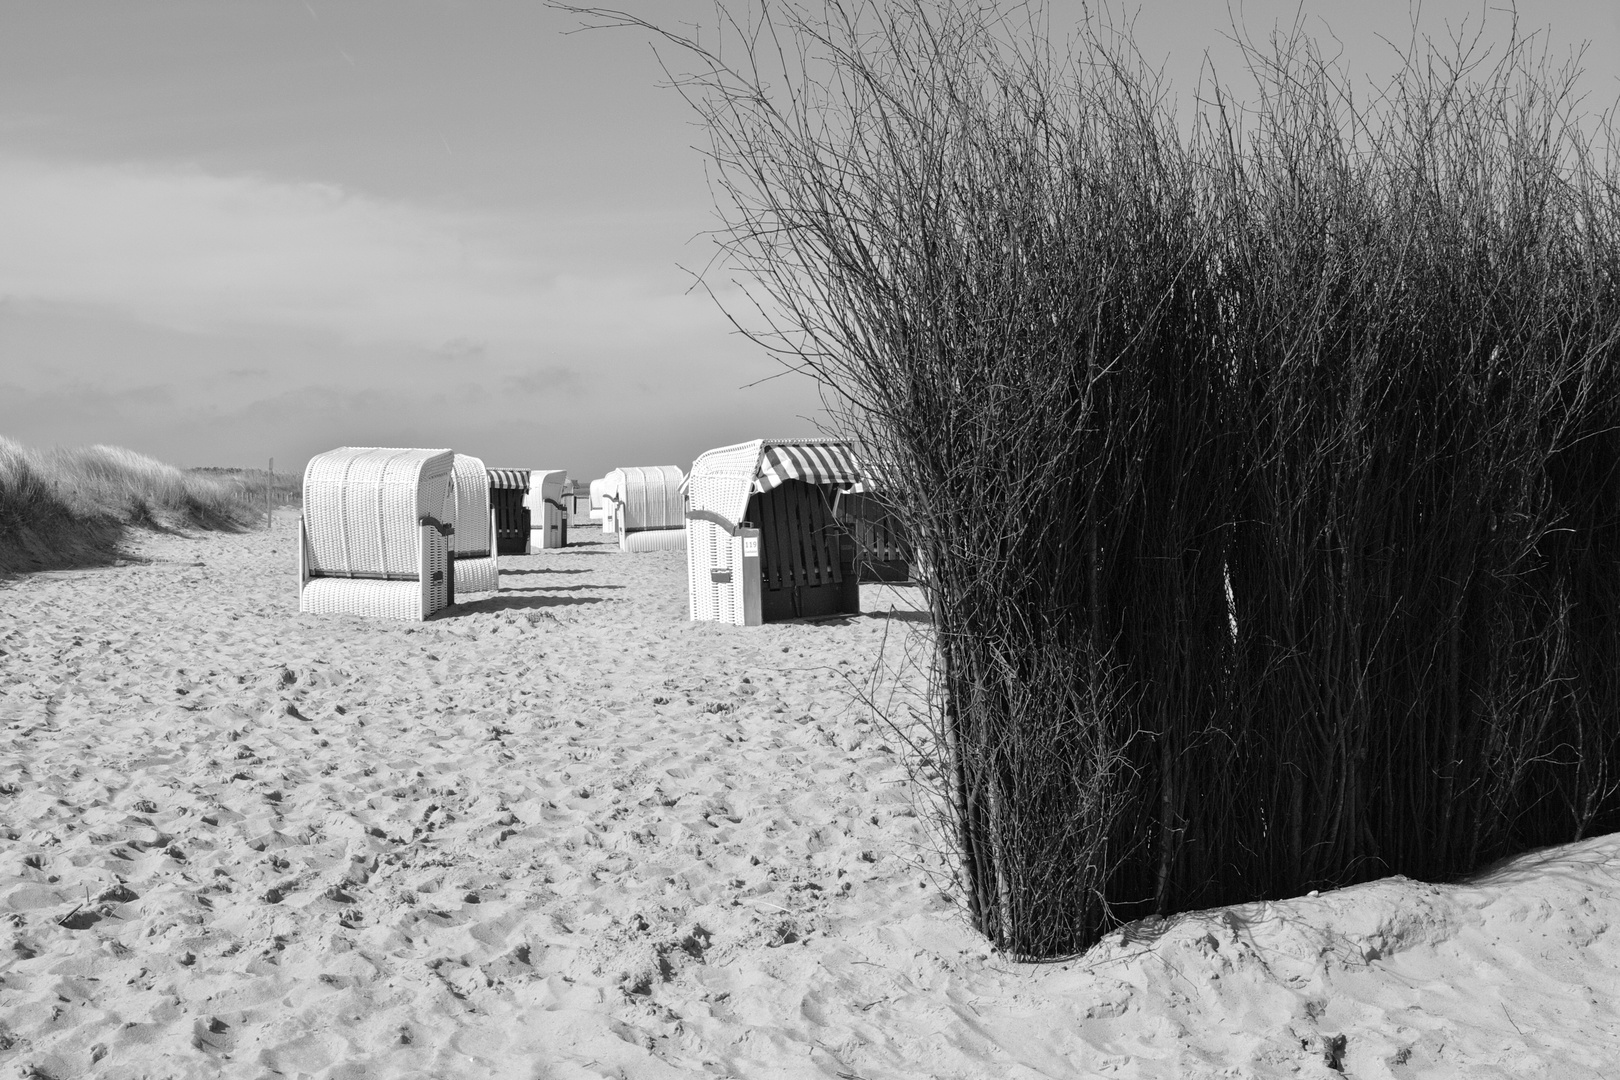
[
  {"left": 190, "top": 465, "right": 303, "bottom": 512},
  {"left": 0, "top": 437, "right": 277, "bottom": 574}
]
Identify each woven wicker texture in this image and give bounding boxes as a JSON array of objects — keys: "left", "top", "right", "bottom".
[
  {"left": 456, "top": 549, "right": 499, "bottom": 595},
  {"left": 621, "top": 528, "right": 688, "bottom": 553},
  {"left": 685, "top": 440, "right": 765, "bottom": 533},
  {"left": 449, "top": 455, "right": 492, "bottom": 557},
  {"left": 300, "top": 577, "right": 432, "bottom": 619},
  {"left": 299, "top": 517, "right": 452, "bottom": 620},
  {"left": 446, "top": 455, "right": 498, "bottom": 594},
  {"left": 302, "top": 447, "right": 454, "bottom": 579},
  {"left": 687, "top": 514, "right": 744, "bottom": 624},
  {"left": 606, "top": 465, "right": 685, "bottom": 533},
  {"left": 687, "top": 443, "right": 761, "bottom": 624}
]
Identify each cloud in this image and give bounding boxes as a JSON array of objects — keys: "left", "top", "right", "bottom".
[
  {"left": 0, "top": 155, "right": 730, "bottom": 351},
  {"left": 502, "top": 365, "right": 585, "bottom": 398}
]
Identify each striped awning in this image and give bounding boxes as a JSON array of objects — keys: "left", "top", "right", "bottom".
[
  {"left": 687, "top": 438, "right": 869, "bottom": 535},
  {"left": 487, "top": 468, "right": 530, "bottom": 490},
  {"left": 756, "top": 440, "right": 863, "bottom": 495}
]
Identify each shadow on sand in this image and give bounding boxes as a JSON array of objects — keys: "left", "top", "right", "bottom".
[
  {"left": 498, "top": 567, "right": 594, "bottom": 577},
  {"left": 450, "top": 593, "right": 607, "bottom": 615},
  {"left": 864, "top": 608, "right": 933, "bottom": 625}
]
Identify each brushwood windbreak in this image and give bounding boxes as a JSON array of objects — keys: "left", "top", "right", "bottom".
[{"left": 563, "top": 1, "right": 1620, "bottom": 956}]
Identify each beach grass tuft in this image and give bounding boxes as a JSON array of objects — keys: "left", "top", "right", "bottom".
[{"left": 0, "top": 437, "right": 281, "bottom": 573}]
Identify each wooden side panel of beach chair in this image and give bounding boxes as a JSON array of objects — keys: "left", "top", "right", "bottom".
[
  {"left": 753, "top": 491, "right": 783, "bottom": 592},
  {"left": 778, "top": 485, "right": 804, "bottom": 588},
  {"left": 754, "top": 481, "right": 849, "bottom": 621},
  {"left": 791, "top": 487, "right": 813, "bottom": 588},
  {"left": 758, "top": 490, "right": 776, "bottom": 587},
  {"left": 839, "top": 491, "right": 910, "bottom": 583},
  {"left": 805, "top": 484, "right": 842, "bottom": 588},
  {"left": 491, "top": 485, "right": 529, "bottom": 555},
  {"left": 789, "top": 481, "right": 841, "bottom": 588}
]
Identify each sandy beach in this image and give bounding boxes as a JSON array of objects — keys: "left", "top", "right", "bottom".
[{"left": 3, "top": 513, "right": 1620, "bottom": 1079}]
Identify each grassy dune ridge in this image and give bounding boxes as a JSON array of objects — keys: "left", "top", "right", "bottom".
[{"left": 0, "top": 436, "right": 292, "bottom": 573}]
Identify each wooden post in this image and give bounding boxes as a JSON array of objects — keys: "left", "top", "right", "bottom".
[
  {"left": 738, "top": 526, "right": 763, "bottom": 626},
  {"left": 267, "top": 457, "right": 274, "bottom": 529}
]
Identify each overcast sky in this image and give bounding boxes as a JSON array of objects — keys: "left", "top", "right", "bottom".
[{"left": 0, "top": 1, "right": 1615, "bottom": 479}]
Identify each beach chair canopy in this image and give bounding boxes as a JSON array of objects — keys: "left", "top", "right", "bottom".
[
  {"left": 687, "top": 439, "right": 864, "bottom": 534},
  {"left": 605, "top": 465, "right": 685, "bottom": 532},
  {"left": 530, "top": 469, "right": 568, "bottom": 508},
  {"left": 450, "top": 454, "right": 492, "bottom": 557},
  {"left": 302, "top": 447, "right": 455, "bottom": 578},
  {"left": 488, "top": 469, "right": 530, "bottom": 490},
  {"left": 446, "top": 453, "right": 499, "bottom": 594}
]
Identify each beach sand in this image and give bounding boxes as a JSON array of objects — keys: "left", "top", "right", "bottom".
[{"left": 3, "top": 513, "right": 1619, "bottom": 1078}]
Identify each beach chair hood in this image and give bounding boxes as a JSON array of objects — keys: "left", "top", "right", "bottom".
[
  {"left": 302, "top": 447, "right": 455, "bottom": 578},
  {"left": 604, "top": 465, "right": 685, "bottom": 532},
  {"left": 686, "top": 438, "right": 864, "bottom": 534},
  {"left": 450, "top": 454, "right": 492, "bottom": 557}
]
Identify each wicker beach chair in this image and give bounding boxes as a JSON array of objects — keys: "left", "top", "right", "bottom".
[
  {"left": 488, "top": 468, "right": 532, "bottom": 555},
  {"left": 450, "top": 454, "right": 498, "bottom": 595},
  {"left": 686, "top": 439, "right": 863, "bottom": 624},
  {"left": 838, "top": 486, "right": 913, "bottom": 583},
  {"left": 606, "top": 465, "right": 686, "bottom": 552},
  {"left": 588, "top": 477, "right": 614, "bottom": 535},
  {"left": 298, "top": 447, "right": 456, "bottom": 620},
  {"left": 526, "top": 469, "right": 569, "bottom": 549},
  {"left": 565, "top": 481, "right": 594, "bottom": 529}
]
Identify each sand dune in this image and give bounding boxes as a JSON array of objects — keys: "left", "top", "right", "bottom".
[{"left": 3, "top": 514, "right": 1619, "bottom": 1078}]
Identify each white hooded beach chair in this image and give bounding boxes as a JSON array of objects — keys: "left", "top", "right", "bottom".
[
  {"left": 686, "top": 439, "right": 863, "bottom": 624},
  {"left": 565, "top": 480, "right": 594, "bottom": 529},
  {"left": 588, "top": 476, "right": 614, "bottom": 535},
  {"left": 605, "top": 465, "right": 687, "bottom": 552},
  {"left": 527, "top": 469, "right": 569, "bottom": 549},
  {"left": 450, "top": 454, "right": 498, "bottom": 595},
  {"left": 298, "top": 447, "right": 456, "bottom": 620}
]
